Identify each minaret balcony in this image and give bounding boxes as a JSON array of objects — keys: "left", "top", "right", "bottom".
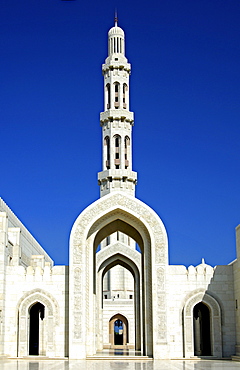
[
  {"left": 98, "top": 169, "right": 137, "bottom": 180},
  {"left": 100, "top": 110, "right": 134, "bottom": 124}
]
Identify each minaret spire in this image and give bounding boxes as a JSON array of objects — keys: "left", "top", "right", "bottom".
[
  {"left": 98, "top": 22, "right": 137, "bottom": 197},
  {"left": 114, "top": 10, "right": 118, "bottom": 27}
]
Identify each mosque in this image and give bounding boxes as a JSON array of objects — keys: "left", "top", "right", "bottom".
[{"left": 0, "top": 19, "right": 240, "bottom": 360}]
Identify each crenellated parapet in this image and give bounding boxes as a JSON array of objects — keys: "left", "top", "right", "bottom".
[{"left": 6, "top": 263, "right": 66, "bottom": 282}]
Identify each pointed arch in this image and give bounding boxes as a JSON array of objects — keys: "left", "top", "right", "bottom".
[
  {"left": 124, "top": 136, "right": 130, "bottom": 168},
  {"left": 114, "top": 82, "right": 120, "bottom": 108},
  {"left": 113, "top": 134, "right": 121, "bottom": 169},
  {"left": 17, "top": 289, "right": 59, "bottom": 357},
  {"left": 104, "top": 136, "right": 110, "bottom": 169},
  {"left": 98, "top": 251, "right": 141, "bottom": 350},
  {"left": 69, "top": 191, "right": 168, "bottom": 359},
  {"left": 183, "top": 290, "right": 222, "bottom": 358},
  {"left": 109, "top": 313, "right": 129, "bottom": 346},
  {"left": 105, "top": 84, "right": 111, "bottom": 109},
  {"left": 123, "top": 83, "right": 128, "bottom": 109}
]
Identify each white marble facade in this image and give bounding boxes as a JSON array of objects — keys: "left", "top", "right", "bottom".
[{"left": 0, "top": 20, "right": 240, "bottom": 360}]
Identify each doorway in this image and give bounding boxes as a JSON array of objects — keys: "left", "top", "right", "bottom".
[
  {"left": 109, "top": 314, "right": 128, "bottom": 347},
  {"left": 114, "top": 319, "right": 123, "bottom": 345},
  {"left": 29, "top": 302, "right": 45, "bottom": 355},
  {"left": 193, "top": 302, "right": 211, "bottom": 356}
]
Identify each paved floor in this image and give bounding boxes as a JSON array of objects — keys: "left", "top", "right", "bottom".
[{"left": 1, "top": 359, "right": 240, "bottom": 370}]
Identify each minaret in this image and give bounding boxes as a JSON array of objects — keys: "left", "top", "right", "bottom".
[{"left": 98, "top": 18, "right": 137, "bottom": 197}]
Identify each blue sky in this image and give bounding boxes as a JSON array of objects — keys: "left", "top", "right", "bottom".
[{"left": 1, "top": 0, "right": 240, "bottom": 266}]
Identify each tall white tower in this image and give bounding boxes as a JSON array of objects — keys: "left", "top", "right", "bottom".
[{"left": 98, "top": 17, "right": 137, "bottom": 197}]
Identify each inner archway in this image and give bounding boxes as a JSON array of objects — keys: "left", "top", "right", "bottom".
[
  {"left": 29, "top": 302, "right": 45, "bottom": 355},
  {"left": 98, "top": 253, "right": 140, "bottom": 351},
  {"left": 193, "top": 302, "right": 211, "bottom": 356},
  {"left": 101, "top": 258, "right": 135, "bottom": 349}
]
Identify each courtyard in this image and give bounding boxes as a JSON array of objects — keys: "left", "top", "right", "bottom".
[{"left": 1, "top": 359, "right": 240, "bottom": 370}]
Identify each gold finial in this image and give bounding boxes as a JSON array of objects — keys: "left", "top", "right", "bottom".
[{"left": 114, "top": 10, "right": 118, "bottom": 27}]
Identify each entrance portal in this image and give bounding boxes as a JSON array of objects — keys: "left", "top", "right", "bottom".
[
  {"left": 29, "top": 302, "right": 45, "bottom": 355},
  {"left": 193, "top": 302, "right": 211, "bottom": 356}
]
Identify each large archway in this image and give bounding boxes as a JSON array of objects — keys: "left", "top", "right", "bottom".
[{"left": 69, "top": 192, "right": 168, "bottom": 359}]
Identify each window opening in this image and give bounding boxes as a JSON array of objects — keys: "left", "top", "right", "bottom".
[
  {"left": 124, "top": 136, "right": 130, "bottom": 169},
  {"left": 114, "top": 83, "right": 119, "bottom": 108},
  {"left": 106, "top": 84, "right": 111, "bottom": 109},
  {"left": 104, "top": 136, "right": 110, "bottom": 169}
]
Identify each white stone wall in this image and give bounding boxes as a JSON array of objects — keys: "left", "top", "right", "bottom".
[
  {"left": 3, "top": 264, "right": 68, "bottom": 357},
  {"left": 102, "top": 299, "right": 135, "bottom": 347},
  {"left": 166, "top": 262, "right": 236, "bottom": 358}
]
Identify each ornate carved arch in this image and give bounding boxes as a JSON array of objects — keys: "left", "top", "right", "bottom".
[
  {"left": 96, "top": 242, "right": 141, "bottom": 272},
  {"left": 17, "top": 288, "right": 59, "bottom": 324},
  {"left": 17, "top": 288, "right": 60, "bottom": 357},
  {"left": 183, "top": 290, "right": 222, "bottom": 358},
  {"left": 69, "top": 191, "right": 168, "bottom": 359}
]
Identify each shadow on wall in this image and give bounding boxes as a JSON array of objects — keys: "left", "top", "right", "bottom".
[{"left": 183, "top": 263, "right": 235, "bottom": 358}]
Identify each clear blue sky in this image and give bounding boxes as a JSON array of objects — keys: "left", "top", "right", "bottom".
[{"left": 1, "top": 0, "right": 240, "bottom": 267}]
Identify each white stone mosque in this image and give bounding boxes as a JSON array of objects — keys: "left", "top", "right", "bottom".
[{"left": 1, "top": 19, "right": 240, "bottom": 360}]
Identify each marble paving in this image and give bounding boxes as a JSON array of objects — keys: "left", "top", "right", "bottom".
[{"left": 1, "top": 359, "right": 240, "bottom": 370}]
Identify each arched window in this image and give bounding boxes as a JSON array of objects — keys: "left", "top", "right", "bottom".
[
  {"left": 123, "top": 84, "right": 128, "bottom": 109},
  {"left": 124, "top": 136, "right": 130, "bottom": 169},
  {"left": 104, "top": 136, "right": 110, "bottom": 169},
  {"left": 114, "top": 82, "right": 120, "bottom": 108},
  {"left": 114, "top": 135, "right": 121, "bottom": 169},
  {"left": 106, "top": 84, "right": 111, "bottom": 109}
]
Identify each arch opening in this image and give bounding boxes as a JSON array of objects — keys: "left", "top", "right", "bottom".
[
  {"left": 29, "top": 302, "right": 45, "bottom": 356},
  {"left": 71, "top": 202, "right": 161, "bottom": 358},
  {"left": 109, "top": 314, "right": 129, "bottom": 347},
  {"left": 98, "top": 249, "right": 141, "bottom": 351},
  {"left": 193, "top": 302, "right": 211, "bottom": 356},
  {"left": 93, "top": 219, "right": 144, "bottom": 254}
]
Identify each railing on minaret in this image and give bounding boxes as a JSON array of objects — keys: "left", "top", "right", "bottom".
[{"left": 98, "top": 20, "right": 137, "bottom": 197}]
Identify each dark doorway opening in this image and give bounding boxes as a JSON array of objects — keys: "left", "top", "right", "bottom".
[
  {"left": 193, "top": 302, "right": 211, "bottom": 356},
  {"left": 114, "top": 319, "right": 123, "bottom": 345},
  {"left": 29, "top": 302, "right": 45, "bottom": 355}
]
